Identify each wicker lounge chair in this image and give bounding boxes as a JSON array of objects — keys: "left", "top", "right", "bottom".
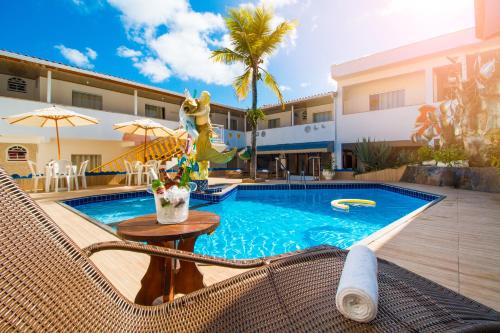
[{"left": 1, "top": 167, "right": 499, "bottom": 332}]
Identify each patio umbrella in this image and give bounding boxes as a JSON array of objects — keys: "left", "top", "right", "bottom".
[
  {"left": 113, "top": 119, "right": 176, "bottom": 160},
  {"left": 4, "top": 105, "right": 99, "bottom": 160}
]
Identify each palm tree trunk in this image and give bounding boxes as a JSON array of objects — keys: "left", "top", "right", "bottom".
[{"left": 251, "top": 66, "right": 258, "bottom": 180}]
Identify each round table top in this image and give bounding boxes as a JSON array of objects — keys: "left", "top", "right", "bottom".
[{"left": 117, "top": 211, "right": 220, "bottom": 242}]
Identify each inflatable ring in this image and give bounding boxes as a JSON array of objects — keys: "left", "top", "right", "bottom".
[{"left": 331, "top": 199, "right": 376, "bottom": 211}]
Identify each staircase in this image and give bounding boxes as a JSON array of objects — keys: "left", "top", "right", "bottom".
[{"left": 90, "top": 136, "right": 186, "bottom": 173}]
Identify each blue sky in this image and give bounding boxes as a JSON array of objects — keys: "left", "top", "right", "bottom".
[{"left": 0, "top": 0, "right": 474, "bottom": 107}]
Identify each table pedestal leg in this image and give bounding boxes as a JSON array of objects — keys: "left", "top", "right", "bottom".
[
  {"left": 134, "top": 240, "right": 174, "bottom": 306},
  {"left": 175, "top": 236, "right": 205, "bottom": 294}
]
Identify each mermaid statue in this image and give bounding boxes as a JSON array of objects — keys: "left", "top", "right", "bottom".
[{"left": 179, "top": 90, "right": 237, "bottom": 180}]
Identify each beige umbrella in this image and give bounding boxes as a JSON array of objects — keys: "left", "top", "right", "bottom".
[
  {"left": 4, "top": 105, "right": 99, "bottom": 160},
  {"left": 113, "top": 119, "right": 176, "bottom": 160}
]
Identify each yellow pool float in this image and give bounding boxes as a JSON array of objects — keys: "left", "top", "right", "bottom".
[{"left": 331, "top": 199, "right": 376, "bottom": 211}]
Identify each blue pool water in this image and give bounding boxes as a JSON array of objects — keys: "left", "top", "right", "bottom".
[{"left": 73, "top": 188, "right": 431, "bottom": 259}]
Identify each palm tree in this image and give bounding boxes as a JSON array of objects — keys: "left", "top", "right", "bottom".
[{"left": 212, "top": 6, "right": 296, "bottom": 179}]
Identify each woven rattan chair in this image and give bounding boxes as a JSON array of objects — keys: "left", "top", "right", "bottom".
[{"left": 1, "top": 167, "right": 499, "bottom": 332}]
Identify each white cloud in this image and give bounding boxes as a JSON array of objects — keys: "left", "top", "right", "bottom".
[
  {"left": 300, "top": 82, "right": 310, "bottom": 88},
  {"left": 107, "top": 0, "right": 243, "bottom": 85},
  {"left": 311, "top": 15, "right": 318, "bottom": 32},
  {"left": 86, "top": 47, "right": 98, "bottom": 60},
  {"left": 133, "top": 57, "right": 171, "bottom": 82},
  {"left": 259, "top": 0, "right": 297, "bottom": 9},
  {"left": 54, "top": 44, "right": 96, "bottom": 68},
  {"left": 117, "top": 45, "right": 142, "bottom": 61},
  {"left": 279, "top": 85, "right": 291, "bottom": 91}
]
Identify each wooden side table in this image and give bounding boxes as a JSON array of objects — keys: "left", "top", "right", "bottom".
[{"left": 117, "top": 211, "right": 219, "bottom": 305}]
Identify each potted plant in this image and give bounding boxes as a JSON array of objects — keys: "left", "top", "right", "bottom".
[{"left": 322, "top": 158, "right": 335, "bottom": 180}]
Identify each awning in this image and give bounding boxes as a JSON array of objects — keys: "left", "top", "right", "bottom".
[{"left": 256, "top": 141, "right": 334, "bottom": 154}]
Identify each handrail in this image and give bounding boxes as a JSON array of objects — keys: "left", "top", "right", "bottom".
[{"left": 89, "top": 136, "right": 185, "bottom": 173}]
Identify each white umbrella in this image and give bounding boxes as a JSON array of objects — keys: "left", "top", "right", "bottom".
[
  {"left": 113, "top": 119, "right": 176, "bottom": 160},
  {"left": 4, "top": 105, "right": 99, "bottom": 160}
]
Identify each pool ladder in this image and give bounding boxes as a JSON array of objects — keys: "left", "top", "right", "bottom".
[
  {"left": 286, "top": 171, "right": 291, "bottom": 190},
  {"left": 300, "top": 170, "right": 307, "bottom": 189}
]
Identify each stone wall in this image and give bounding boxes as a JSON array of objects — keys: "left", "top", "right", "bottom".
[{"left": 401, "top": 166, "right": 500, "bottom": 193}]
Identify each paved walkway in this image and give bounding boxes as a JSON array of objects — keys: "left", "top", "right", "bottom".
[{"left": 31, "top": 180, "right": 500, "bottom": 310}]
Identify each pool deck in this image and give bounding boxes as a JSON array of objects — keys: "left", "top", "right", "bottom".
[{"left": 30, "top": 179, "right": 500, "bottom": 311}]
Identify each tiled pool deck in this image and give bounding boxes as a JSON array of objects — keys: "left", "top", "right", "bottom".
[{"left": 31, "top": 179, "right": 500, "bottom": 311}]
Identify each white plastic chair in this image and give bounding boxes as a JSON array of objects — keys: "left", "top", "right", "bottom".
[
  {"left": 162, "top": 158, "right": 178, "bottom": 181},
  {"left": 51, "top": 160, "right": 74, "bottom": 192},
  {"left": 144, "top": 160, "right": 160, "bottom": 184},
  {"left": 124, "top": 160, "right": 141, "bottom": 186},
  {"left": 75, "top": 160, "right": 89, "bottom": 190},
  {"left": 27, "top": 160, "right": 44, "bottom": 193}
]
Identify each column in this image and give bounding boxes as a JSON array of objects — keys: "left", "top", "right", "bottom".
[
  {"left": 227, "top": 111, "right": 231, "bottom": 130},
  {"left": 134, "top": 89, "right": 138, "bottom": 116},
  {"left": 334, "top": 87, "right": 343, "bottom": 169},
  {"left": 291, "top": 104, "right": 294, "bottom": 126},
  {"left": 244, "top": 114, "right": 247, "bottom": 132},
  {"left": 424, "top": 67, "right": 434, "bottom": 104},
  {"left": 47, "top": 70, "right": 52, "bottom": 103}
]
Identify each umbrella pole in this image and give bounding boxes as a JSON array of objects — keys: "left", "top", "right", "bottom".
[
  {"left": 144, "top": 130, "right": 147, "bottom": 161},
  {"left": 55, "top": 120, "right": 61, "bottom": 160}
]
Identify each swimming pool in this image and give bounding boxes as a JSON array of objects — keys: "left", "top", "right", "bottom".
[{"left": 65, "top": 184, "right": 440, "bottom": 259}]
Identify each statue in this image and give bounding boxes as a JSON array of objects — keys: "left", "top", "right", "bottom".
[{"left": 179, "top": 90, "right": 237, "bottom": 180}]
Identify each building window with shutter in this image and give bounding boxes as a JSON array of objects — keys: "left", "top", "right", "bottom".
[
  {"left": 313, "top": 111, "right": 332, "bottom": 123},
  {"left": 6, "top": 145, "right": 28, "bottom": 161},
  {"left": 72, "top": 91, "right": 103, "bottom": 110},
  {"left": 268, "top": 118, "right": 280, "bottom": 129},
  {"left": 227, "top": 118, "right": 238, "bottom": 130},
  {"left": 369, "top": 90, "right": 405, "bottom": 111},
  {"left": 7, "top": 77, "right": 27, "bottom": 93},
  {"left": 434, "top": 63, "right": 461, "bottom": 102},
  {"left": 145, "top": 104, "right": 165, "bottom": 119}
]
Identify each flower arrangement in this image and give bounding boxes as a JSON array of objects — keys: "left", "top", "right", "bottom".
[{"left": 151, "top": 149, "right": 197, "bottom": 224}]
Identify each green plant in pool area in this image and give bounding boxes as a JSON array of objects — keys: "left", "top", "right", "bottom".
[
  {"left": 211, "top": 6, "right": 296, "bottom": 180},
  {"left": 416, "top": 145, "right": 435, "bottom": 164},
  {"left": 395, "top": 149, "right": 417, "bottom": 167},
  {"left": 485, "top": 131, "right": 500, "bottom": 173},
  {"left": 411, "top": 52, "right": 500, "bottom": 165},
  {"left": 354, "top": 138, "right": 393, "bottom": 173},
  {"left": 433, "top": 145, "right": 468, "bottom": 167}
]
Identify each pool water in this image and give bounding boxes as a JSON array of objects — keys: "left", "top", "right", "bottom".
[{"left": 74, "top": 187, "right": 431, "bottom": 259}]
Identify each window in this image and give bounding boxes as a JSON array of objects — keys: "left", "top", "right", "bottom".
[
  {"left": 434, "top": 64, "right": 461, "bottom": 101},
  {"left": 71, "top": 154, "right": 102, "bottom": 171},
  {"left": 227, "top": 118, "right": 238, "bottom": 130},
  {"left": 7, "top": 145, "right": 27, "bottom": 161},
  {"left": 268, "top": 118, "right": 280, "bottom": 129},
  {"left": 313, "top": 111, "right": 332, "bottom": 123},
  {"left": 301, "top": 110, "right": 307, "bottom": 120},
  {"left": 7, "top": 77, "right": 27, "bottom": 93},
  {"left": 145, "top": 104, "right": 165, "bottom": 119},
  {"left": 369, "top": 90, "right": 405, "bottom": 111},
  {"left": 72, "top": 91, "right": 103, "bottom": 110}
]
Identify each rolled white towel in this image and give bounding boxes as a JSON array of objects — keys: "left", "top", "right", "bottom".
[{"left": 335, "top": 245, "right": 378, "bottom": 323}]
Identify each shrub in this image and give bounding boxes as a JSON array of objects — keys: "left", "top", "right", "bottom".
[
  {"left": 416, "top": 145, "right": 434, "bottom": 163},
  {"left": 485, "top": 131, "right": 500, "bottom": 173},
  {"left": 433, "top": 145, "right": 468, "bottom": 167},
  {"left": 354, "top": 138, "right": 393, "bottom": 173},
  {"left": 395, "top": 149, "right": 417, "bottom": 166}
]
